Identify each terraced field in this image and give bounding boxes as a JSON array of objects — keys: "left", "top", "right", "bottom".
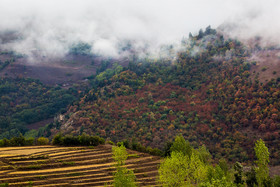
[{"left": 0, "top": 145, "right": 161, "bottom": 186}]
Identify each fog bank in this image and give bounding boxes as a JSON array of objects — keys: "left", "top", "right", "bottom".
[{"left": 0, "top": 0, "right": 279, "bottom": 59}]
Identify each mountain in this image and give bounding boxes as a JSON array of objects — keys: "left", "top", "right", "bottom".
[
  {"left": 0, "top": 27, "right": 279, "bottom": 166},
  {"left": 41, "top": 27, "right": 280, "bottom": 165}
]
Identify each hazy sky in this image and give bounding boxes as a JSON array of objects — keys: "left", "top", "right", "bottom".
[{"left": 0, "top": 0, "right": 279, "bottom": 58}]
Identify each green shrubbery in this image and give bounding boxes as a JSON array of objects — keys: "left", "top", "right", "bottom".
[
  {"left": 0, "top": 133, "right": 105, "bottom": 147},
  {"left": 51, "top": 133, "right": 105, "bottom": 146},
  {"left": 36, "top": 137, "right": 49, "bottom": 145},
  {"left": 117, "top": 139, "right": 163, "bottom": 156},
  {"left": 0, "top": 134, "right": 49, "bottom": 147}
]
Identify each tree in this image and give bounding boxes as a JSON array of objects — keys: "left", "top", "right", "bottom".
[
  {"left": 189, "top": 32, "right": 193, "bottom": 39},
  {"left": 112, "top": 144, "right": 136, "bottom": 187},
  {"left": 52, "top": 133, "right": 63, "bottom": 145},
  {"left": 245, "top": 168, "right": 257, "bottom": 187},
  {"left": 170, "top": 135, "right": 192, "bottom": 158},
  {"left": 233, "top": 162, "right": 244, "bottom": 185},
  {"left": 254, "top": 139, "right": 270, "bottom": 186},
  {"left": 113, "top": 167, "right": 136, "bottom": 187},
  {"left": 112, "top": 143, "right": 128, "bottom": 166},
  {"left": 189, "top": 151, "right": 208, "bottom": 184},
  {"left": 198, "top": 145, "right": 212, "bottom": 164},
  {"left": 159, "top": 145, "right": 209, "bottom": 186},
  {"left": 36, "top": 137, "right": 49, "bottom": 145},
  {"left": 158, "top": 151, "right": 190, "bottom": 186},
  {"left": 197, "top": 29, "right": 204, "bottom": 40},
  {"left": 10, "top": 133, "right": 25, "bottom": 146}
]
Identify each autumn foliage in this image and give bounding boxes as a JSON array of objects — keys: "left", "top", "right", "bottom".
[{"left": 55, "top": 28, "right": 280, "bottom": 164}]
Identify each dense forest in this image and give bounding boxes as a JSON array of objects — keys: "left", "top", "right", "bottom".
[{"left": 48, "top": 27, "right": 280, "bottom": 165}]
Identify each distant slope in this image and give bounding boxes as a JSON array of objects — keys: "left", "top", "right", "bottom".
[
  {"left": 0, "top": 51, "right": 129, "bottom": 86},
  {"left": 0, "top": 145, "right": 161, "bottom": 186}
]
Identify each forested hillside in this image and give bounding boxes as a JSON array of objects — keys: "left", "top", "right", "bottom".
[
  {"left": 53, "top": 27, "right": 280, "bottom": 165},
  {"left": 0, "top": 77, "right": 79, "bottom": 139}
]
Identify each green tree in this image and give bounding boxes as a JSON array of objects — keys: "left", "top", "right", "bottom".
[
  {"left": 112, "top": 143, "right": 128, "bottom": 166},
  {"left": 10, "top": 133, "right": 25, "bottom": 146},
  {"left": 198, "top": 145, "right": 212, "bottom": 164},
  {"left": 189, "top": 151, "right": 208, "bottom": 184},
  {"left": 52, "top": 133, "right": 63, "bottom": 145},
  {"left": 113, "top": 167, "right": 136, "bottom": 187},
  {"left": 254, "top": 139, "right": 270, "bottom": 186},
  {"left": 112, "top": 144, "right": 136, "bottom": 187},
  {"left": 36, "top": 137, "right": 49, "bottom": 145},
  {"left": 159, "top": 149, "right": 209, "bottom": 186},
  {"left": 245, "top": 167, "right": 257, "bottom": 187},
  {"left": 158, "top": 151, "right": 190, "bottom": 186},
  {"left": 170, "top": 135, "right": 192, "bottom": 158},
  {"left": 218, "top": 159, "right": 229, "bottom": 176},
  {"left": 233, "top": 162, "right": 244, "bottom": 185}
]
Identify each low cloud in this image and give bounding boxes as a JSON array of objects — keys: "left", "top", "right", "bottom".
[{"left": 0, "top": 0, "right": 279, "bottom": 60}]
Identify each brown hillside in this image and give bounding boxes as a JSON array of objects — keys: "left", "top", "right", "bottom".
[{"left": 249, "top": 49, "right": 280, "bottom": 83}]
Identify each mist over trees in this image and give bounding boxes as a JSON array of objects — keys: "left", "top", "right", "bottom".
[{"left": 0, "top": 0, "right": 280, "bottom": 60}]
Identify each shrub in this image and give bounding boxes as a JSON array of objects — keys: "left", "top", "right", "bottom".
[
  {"left": 10, "top": 134, "right": 25, "bottom": 146},
  {"left": 37, "top": 137, "right": 49, "bottom": 145},
  {"left": 25, "top": 138, "right": 35, "bottom": 146},
  {"left": 52, "top": 133, "right": 63, "bottom": 145},
  {"left": 0, "top": 138, "right": 10, "bottom": 147},
  {"left": 62, "top": 135, "right": 79, "bottom": 146},
  {"left": 106, "top": 140, "right": 114, "bottom": 145}
]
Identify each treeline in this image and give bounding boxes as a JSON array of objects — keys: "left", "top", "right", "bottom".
[
  {"left": 0, "top": 133, "right": 105, "bottom": 147},
  {"left": 116, "top": 138, "right": 163, "bottom": 156},
  {"left": 0, "top": 132, "right": 161, "bottom": 156},
  {"left": 51, "top": 133, "right": 105, "bottom": 146},
  {"left": 0, "top": 134, "right": 49, "bottom": 147}
]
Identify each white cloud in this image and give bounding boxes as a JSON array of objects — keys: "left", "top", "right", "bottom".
[{"left": 0, "top": 0, "right": 279, "bottom": 58}]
